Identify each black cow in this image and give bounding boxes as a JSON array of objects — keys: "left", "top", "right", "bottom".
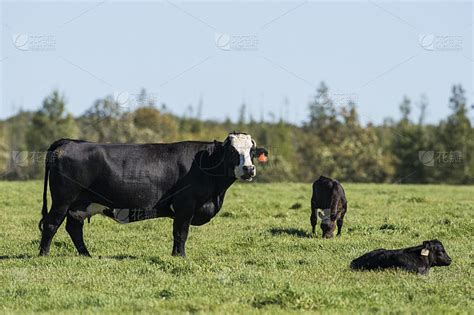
[
  {"left": 310, "top": 175, "right": 347, "bottom": 238},
  {"left": 350, "top": 239, "right": 452, "bottom": 274},
  {"left": 38, "top": 133, "right": 268, "bottom": 257}
]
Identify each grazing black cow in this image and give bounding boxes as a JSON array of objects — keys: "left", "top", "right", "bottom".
[
  {"left": 310, "top": 175, "right": 347, "bottom": 238},
  {"left": 38, "top": 133, "right": 268, "bottom": 257},
  {"left": 350, "top": 239, "right": 452, "bottom": 274}
]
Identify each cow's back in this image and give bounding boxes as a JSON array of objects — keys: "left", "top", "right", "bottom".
[
  {"left": 48, "top": 139, "right": 212, "bottom": 209},
  {"left": 311, "top": 176, "right": 336, "bottom": 209}
]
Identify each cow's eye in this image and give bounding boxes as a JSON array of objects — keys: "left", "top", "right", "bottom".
[{"left": 250, "top": 148, "right": 256, "bottom": 158}]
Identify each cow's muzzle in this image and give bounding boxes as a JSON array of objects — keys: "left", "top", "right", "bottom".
[{"left": 241, "top": 165, "right": 256, "bottom": 180}]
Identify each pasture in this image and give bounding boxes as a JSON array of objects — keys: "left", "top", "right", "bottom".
[{"left": 0, "top": 181, "right": 473, "bottom": 314}]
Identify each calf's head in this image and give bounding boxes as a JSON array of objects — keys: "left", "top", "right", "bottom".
[
  {"left": 319, "top": 208, "right": 336, "bottom": 238},
  {"left": 223, "top": 133, "right": 268, "bottom": 181},
  {"left": 422, "top": 239, "right": 452, "bottom": 266}
]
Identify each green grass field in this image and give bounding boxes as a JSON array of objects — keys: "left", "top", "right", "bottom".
[{"left": 0, "top": 181, "right": 473, "bottom": 314}]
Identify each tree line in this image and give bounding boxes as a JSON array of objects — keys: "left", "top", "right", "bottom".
[{"left": 0, "top": 83, "right": 472, "bottom": 184}]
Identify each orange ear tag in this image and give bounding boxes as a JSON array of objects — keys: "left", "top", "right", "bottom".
[{"left": 258, "top": 154, "right": 268, "bottom": 163}]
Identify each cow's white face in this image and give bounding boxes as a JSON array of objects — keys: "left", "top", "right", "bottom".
[
  {"left": 228, "top": 134, "right": 256, "bottom": 181},
  {"left": 318, "top": 208, "right": 331, "bottom": 224},
  {"left": 318, "top": 208, "right": 336, "bottom": 238}
]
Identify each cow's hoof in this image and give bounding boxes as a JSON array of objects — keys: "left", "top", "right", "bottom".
[
  {"left": 171, "top": 252, "right": 186, "bottom": 258},
  {"left": 38, "top": 249, "right": 50, "bottom": 256}
]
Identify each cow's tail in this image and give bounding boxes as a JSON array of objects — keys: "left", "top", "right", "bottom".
[
  {"left": 38, "top": 139, "right": 69, "bottom": 232},
  {"left": 38, "top": 153, "right": 50, "bottom": 232}
]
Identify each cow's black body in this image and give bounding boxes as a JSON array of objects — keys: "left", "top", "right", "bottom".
[
  {"left": 350, "top": 240, "right": 452, "bottom": 274},
  {"left": 310, "top": 175, "right": 347, "bottom": 238},
  {"left": 38, "top": 135, "right": 266, "bottom": 257}
]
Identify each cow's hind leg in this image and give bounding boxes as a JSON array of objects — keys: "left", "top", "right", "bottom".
[
  {"left": 65, "top": 213, "right": 91, "bottom": 257},
  {"left": 39, "top": 203, "right": 68, "bottom": 256}
]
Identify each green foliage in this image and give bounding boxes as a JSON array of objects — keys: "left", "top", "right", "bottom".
[
  {"left": 0, "top": 182, "right": 472, "bottom": 313},
  {"left": 436, "top": 85, "right": 473, "bottom": 183},
  {"left": 18, "top": 91, "right": 78, "bottom": 179},
  {"left": 133, "top": 107, "right": 179, "bottom": 142},
  {"left": 0, "top": 84, "right": 473, "bottom": 183},
  {"left": 26, "top": 90, "right": 78, "bottom": 150}
]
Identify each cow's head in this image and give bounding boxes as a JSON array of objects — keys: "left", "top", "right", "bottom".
[
  {"left": 223, "top": 133, "right": 268, "bottom": 181},
  {"left": 422, "top": 239, "right": 452, "bottom": 266},
  {"left": 318, "top": 208, "right": 336, "bottom": 238}
]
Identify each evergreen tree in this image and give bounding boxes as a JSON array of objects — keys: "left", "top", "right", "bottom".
[
  {"left": 308, "top": 82, "right": 336, "bottom": 130},
  {"left": 436, "top": 85, "right": 472, "bottom": 183},
  {"left": 392, "top": 96, "right": 420, "bottom": 183}
]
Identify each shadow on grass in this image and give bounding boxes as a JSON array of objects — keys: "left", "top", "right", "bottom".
[
  {"left": 269, "top": 227, "right": 312, "bottom": 238},
  {"left": 0, "top": 254, "right": 33, "bottom": 260},
  {"left": 99, "top": 255, "right": 138, "bottom": 260},
  {"left": 0, "top": 252, "right": 139, "bottom": 260}
]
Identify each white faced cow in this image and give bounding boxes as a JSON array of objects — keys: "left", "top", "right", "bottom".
[{"left": 38, "top": 133, "right": 268, "bottom": 257}]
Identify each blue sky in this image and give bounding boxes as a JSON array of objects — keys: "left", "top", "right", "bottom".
[{"left": 1, "top": 1, "right": 472, "bottom": 124}]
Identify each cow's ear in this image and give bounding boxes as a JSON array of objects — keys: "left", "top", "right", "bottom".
[
  {"left": 421, "top": 241, "right": 431, "bottom": 257},
  {"left": 254, "top": 147, "right": 268, "bottom": 163},
  {"left": 423, "top": 241, "right": 432, "bottom": 250}
]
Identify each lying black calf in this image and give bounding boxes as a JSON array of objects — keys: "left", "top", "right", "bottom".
[{"left": 350, "top": 239, "right": 452, "bottom": 274}]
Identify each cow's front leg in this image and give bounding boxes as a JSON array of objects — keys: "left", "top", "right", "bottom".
[
  {"left": 172, "top": 215, "right": 193, "bottom": 257},
  {"left": 310, "top": 207, "right": 318, "bottom": 235}
]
